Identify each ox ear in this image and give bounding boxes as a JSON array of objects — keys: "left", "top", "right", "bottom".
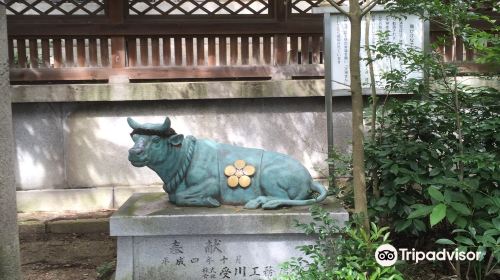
[
  {"left": 127, "top": 117, "right": 140, "bottom": 129},
  {"left": 169, "top": 134, "right": 184, "bottom": 146}
]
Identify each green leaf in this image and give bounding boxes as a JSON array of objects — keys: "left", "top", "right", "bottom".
[
  {"left": 483, "top": 229, "right": 500, "bottom": 237},
  {"left": 455, "top": 217, "right": 468, "bottom": 229},
  {"left": 413, "top": 219, "right": 426, "bottom": 232},
  {"left": 383, "top": 232, "right": 391, "bottom": 242},
  {"left": 452, "top": 229, "right": 468, "bottom": 234},
  {"left": 394, "top": 220, "right": 412, "bottom": 232},
  {"left": 455, "top": 236, "right": 475, "bottom": 246},
  {"left": 480, "top": 235, "right": 497, "bottom": 246},
  {"left": 394, "top": 176, "right": 411, "bottom": 185},
  {"left": 491, "top": 197, "right": 500, "bottom": 208},
  {"left": 428, "top": 186, "right": 445, "bottom": 202},
  {"left": 468, "top": 226, "right": 476, "bottom": 237},
  {"left": 408, "top": 205, "right": 433, "bottom": 219},
  {"left": 473, "top": 193, "right": 489, "bottom": 208},
  {"left": 390, "top": 164, "right": 399, "bottom": 175},
  {"left": 447, "top": 208, "right": 458, "bottom": 224},
  {"left": 377, "top": 196, "right": 389, "bottom": 206},
  {"left": 430, "top": 203, "right": 447, "bottom": 227},
  {"left": 388, "top": 196, "right": 397, "bottom": 209},
  {"left": 477, "top": 219, "right": 494, "bottom": 230},
  {"left": 449, "top": 202, "right": 472, "bottom": 216},
  {"left": 444, "top": 189, "right": 467, "bottom": 203},
  {"left": 436, "top": 238, "right": 455, "bottom": 245},
  {"left": 429, "top": 168, "right": 440, "bottom": 176},
  {"left": 457, "top": 246, "right": 468, "bottom": 254},
  {"left": 493, "top": 217, "right": 500, "bottom": 230},
  {"left": 476, "top": 246, "right": 487, "bottom": 261},
  {"left": 410, "top": 161, "right": 418, "bottom": 171}
]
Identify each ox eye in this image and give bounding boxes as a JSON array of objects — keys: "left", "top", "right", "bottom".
[
  {"left": 152, "top": 136, "right": 161, "bottom": 143},
  {"left": 131, "top": 134, "right": 139, "bottom": 141}
]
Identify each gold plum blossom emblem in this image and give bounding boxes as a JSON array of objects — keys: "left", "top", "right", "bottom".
[{"left": 224, "top": 160, "right": 255, "bottom": 188}]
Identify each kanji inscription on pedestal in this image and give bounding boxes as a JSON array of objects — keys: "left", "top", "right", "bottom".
[{"left": 134, "top": 236, "right": 287, "bottom": 280}]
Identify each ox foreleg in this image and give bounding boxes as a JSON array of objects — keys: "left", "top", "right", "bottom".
[{"left": 174, "top": 181, "right": 220, "bottom": 207}]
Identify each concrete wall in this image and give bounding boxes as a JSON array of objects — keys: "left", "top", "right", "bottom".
[{"left": 12, "top": 84, "right": 353, "bottom": 211}]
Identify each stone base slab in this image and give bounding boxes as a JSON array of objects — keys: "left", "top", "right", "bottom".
[
  {"left": 16, "top": 185, "right": 163, "bottom": 212},
  {"left": 17, "top": 188, "right": 114, "bottom": 212},
  {"left": 110, "top": 193, "right": 348, "bottom": 280}
]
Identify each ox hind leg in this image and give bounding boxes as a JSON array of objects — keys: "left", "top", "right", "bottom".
[
  {"left": 244, "top": 182, "right": 294, "bottom": 209},
  {"left": 245, "top": 180, "right": 326, "bottom": 210},
  {"left": 260, "top": 181, "right": 327, "bottom": 209}
]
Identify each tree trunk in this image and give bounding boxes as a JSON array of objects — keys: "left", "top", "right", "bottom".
[
  {"left": 365, "top": 12, "right": 380, "bottom": 199},
  {"left": 0, "top": 5, "right": 22, "bottom": 280},
  {"left": 349, "top": 0, "right": 369, "bottom": 231},
  {"left": 451, "top": 27, "right": 465, "bottom": 182}
]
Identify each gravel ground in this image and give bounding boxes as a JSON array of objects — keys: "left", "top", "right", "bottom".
[
  {"left": 19, "top": 210, "right": 116, "bottom": 280},
  {"left": 22, "top": 263, "right": 99, "bottom": 280}
]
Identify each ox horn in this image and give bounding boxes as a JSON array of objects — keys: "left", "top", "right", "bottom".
[
  {"left": 159, "top": 117, "right": 171, "bottom": 132},
  {"left": 127, "top": 117, "right": 140, "bottom": 129}
]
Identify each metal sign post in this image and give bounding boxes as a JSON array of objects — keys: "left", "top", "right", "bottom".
[{"left": 323, "top": 11, "right": 334, "bottom": 154}]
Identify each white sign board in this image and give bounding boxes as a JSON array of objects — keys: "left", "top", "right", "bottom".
[{"left": 317, "top": 6, "right": 426, "bottom": 93}]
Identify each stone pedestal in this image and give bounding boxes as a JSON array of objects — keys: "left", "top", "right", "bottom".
[{"left": 110, "top": 193, "right": 348, "bottom": 280}]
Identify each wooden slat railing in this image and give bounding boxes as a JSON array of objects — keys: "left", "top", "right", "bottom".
[
  {"left": 125, "top": 34, "right": 324, "bottom": 67},
  {"left": 5, "top": 0, "right": 497, "bottom": 83},
  {"left": 7, "top": 0, "right": 326, "bottom": 82},
  {"left": 9, "top": 37, "right": 112, "bottom": 68}
]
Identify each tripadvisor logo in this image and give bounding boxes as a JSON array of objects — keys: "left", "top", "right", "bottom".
[
  {"left": 375, "top": 244, "right": 482, "bottom": 267},
  {"left": 375, "top": 244, "right": 398, "bottom": 267}
]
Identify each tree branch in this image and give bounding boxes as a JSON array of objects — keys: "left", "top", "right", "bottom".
[
  {"left": 325, "top": 0, "right": 350, "bottom": 17},
  {"left": 361, "top": 0, "right": 381, "bottom": 17},
  {"left": 485, "top": 253, "right": 496, "bottom": 276}
]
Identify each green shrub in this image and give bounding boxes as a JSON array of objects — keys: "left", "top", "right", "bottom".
[
  {"left": 96, "top": 260, "right": 116, "bottom": 280},
  {"left": 366, "top": 85, "right": 499, "bottom": 233},
  {"left": 363, "top": 8, "right": 500, "bottom": 277},
  {"left": 278, "top": 206, "right": 404, "bottom": 280}
]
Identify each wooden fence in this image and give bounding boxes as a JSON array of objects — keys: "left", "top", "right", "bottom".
[{"left": 5, "top": 0, "right": 496, "bottom": 83}]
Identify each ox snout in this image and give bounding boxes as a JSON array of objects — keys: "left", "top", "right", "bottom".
[
  {"left": 128, "top": 142, "right": 148, "bottom": 167},
  {"left": 129, "top": 147, "right": 144, "bottom": 156}
]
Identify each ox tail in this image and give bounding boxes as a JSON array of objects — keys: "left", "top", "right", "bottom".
[
  {"left": 311, "top": 181, "right": 328, "bottom": 202},
  {"left": 261, "top": 181, "right": 328, "bottom": 209}
]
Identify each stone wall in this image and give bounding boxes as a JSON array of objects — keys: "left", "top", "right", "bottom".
[{"left": 13, "top": 97, "right": 354, "bottom": 191}]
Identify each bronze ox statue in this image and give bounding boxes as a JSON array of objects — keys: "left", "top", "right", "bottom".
[{"left": 127, "top": 117, "right": 328, "bottom": 209}]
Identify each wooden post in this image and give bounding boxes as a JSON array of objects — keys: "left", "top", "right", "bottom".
[
  {"left": 0, "top": 6, "right": 22, "bottom": 280},
  {"left": 272, "top": 0, "right": 288, "bottom": 65},
  {"left": 219, "top": 36, "right": 227, "bottom": 66},
  {"left": 28, "top": 38, "right": 39, "bottom": 68},
  {"left": 108, "top": 0, "right": 126, "bottom": 77},
  {"left": 301, "top": 35, "right": 310, "bottom": 64},
  {"left": 174, "top": 37, "right": 183, "bottom": 66}
]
